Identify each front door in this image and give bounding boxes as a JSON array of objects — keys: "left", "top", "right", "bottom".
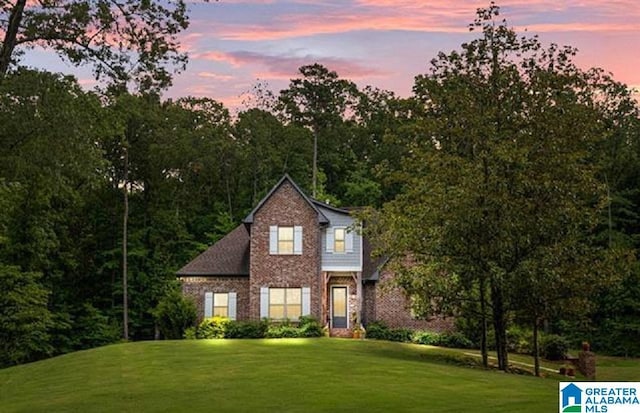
[{"left": 331, "top": 286, "right": 348, "bottom": 328}]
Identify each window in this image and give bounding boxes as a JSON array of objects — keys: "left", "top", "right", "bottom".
[
  {"left": 269, "top": 225, "right": 302, "bottom": 255},
  {"left": 269, "top": 288, "right": 302, "bottom": 320},
  {"left": 326, "top": 226, "right": 353, "bottom": 254},
  {"left": 213, "top": 293, "right": 228, "bottom": 317},
  {"left": 204, "top": 292, "right": 237, "bottom": 320},
  {"left": 334, "top": 228, "right": 345, "bottom": 253},
  {"left": 278, "top": 226, "right": 294, "bottom": 254}
]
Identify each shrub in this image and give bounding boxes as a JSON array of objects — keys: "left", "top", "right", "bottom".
[
  {"left": 183, "top": 327, "right": 197, "bottom": 340},
  {"left": 388, "top": 328, "right": 413, "bottom": 342},
  {"left": 152, "top": 291, "right": 197, "bottom": 339},
  {"left": 413, "top": 331, "right": 440, "bottom": 345},
  {"left": 266, "top": 324, "right": 300, "bottom": 338},
  {"left": 225, "top": 320, "right": 268, "bottom": 338},
  {"left": 542, "top": 334, "right": 570, "bottom": 360},
  {"left": 507, "top": 326, "right": 532, "bottom": 354},
  {"left": 298, "top": 316, "right": 323, "bottom": 338},
  {"left": 438, "top": 332, "right": 474, "bottom": 349},
  {"left": 196, "top": 317, "right": 230, "bottom": 339},
  {"left": 364, "top": 321, "right": 390, "bottom": 340}
]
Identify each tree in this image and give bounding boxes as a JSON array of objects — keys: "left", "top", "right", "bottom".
[
  {"left": 0, "top": 0, "right": 201, "bottom": 90},
  {"left": 278, "top": 64, "right": 359, "bottom": 197},
  {"left": 0, "top": 264, "right": 53, "bottom": 367},
  {"left": 367, "top": 4, "right": 629, "bottom": 372}
]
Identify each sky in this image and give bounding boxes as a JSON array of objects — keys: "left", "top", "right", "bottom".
[{"left": 21, "top": 0, "right": 640, "bottom": 112}]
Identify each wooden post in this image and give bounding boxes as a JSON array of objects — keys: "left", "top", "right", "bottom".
[{"left": 356, "top": 271, "right": 362, "bottom": 327}]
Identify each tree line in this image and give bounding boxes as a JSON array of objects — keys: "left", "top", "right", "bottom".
[{"left": 1, "top": 4, "right": 639, "bottom": 370}]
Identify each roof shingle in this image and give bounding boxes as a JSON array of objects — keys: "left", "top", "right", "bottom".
[{"left": 176, "top": 224, "right": 249, "bottom": 276}]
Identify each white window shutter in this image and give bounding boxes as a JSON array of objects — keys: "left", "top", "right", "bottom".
[
  {"left": 204, "top": 292, "right": 213, "bottom": 318},
  {"left": 228, "top": 292, "right": 237, "bottom": 320},
  {"left": 326, "top": 228, "right": 334, "bottom": 253},
  {"left": 294, "top": 226, "right": 303, "bottom": 255},
  {"left": 346, "top": 230, "right": 354, "bottom": 253},
  {"left": 302, "top": 287, "right": 311, "bottom": 316},
  {"left": 269, "top": 226, "right": 278, "bottom": 254},
  {"left": 260, "top": 287, "right": 269, "bottom": 319}
]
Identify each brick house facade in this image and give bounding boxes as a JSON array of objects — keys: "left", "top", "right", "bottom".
[{"left": 177, "top": 175, "right": 451, "bottom": 335}]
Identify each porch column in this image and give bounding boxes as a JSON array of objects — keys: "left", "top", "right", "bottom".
[
  {"left": 321, "top": 271, "right": 329, "bottom": 326},
  {"left": 356, "top": 271, "right": 363, "bottom": 327}
]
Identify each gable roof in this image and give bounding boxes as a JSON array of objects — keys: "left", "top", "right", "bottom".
[
  {"left": 243, "top": 174, "right": 329, "bottom": 225},
  {"left": 176, "top": 224, "right": 249, "bottom": 276}
]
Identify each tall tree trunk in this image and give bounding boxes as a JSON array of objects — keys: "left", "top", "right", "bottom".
[
  {"left": 0, "top": 0, "right": 27, "bottom": 77},
  {"left": 491, "top": 282, "right": 508, "bottom": 371},
  {"left": 122, "top": 146, "right": 129, "bottom": 341},
  {"left": 312, "top": 124, "right": 318, "bottom": 197},
  {"left": 479, "top": 276, "right": 489, "bottom": 368},
  {"left": 533, "top": 317, "right": 540, "bottom": 377}
]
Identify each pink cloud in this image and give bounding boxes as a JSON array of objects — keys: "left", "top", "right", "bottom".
[
  {"left": 193, "top": 50, "right": 388, "bottom": 79},
  {"left": 197, "top": 71, "right": 235, "bottom": 81}
]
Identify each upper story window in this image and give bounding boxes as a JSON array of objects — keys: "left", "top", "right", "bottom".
[
  {"left": 326, "top": 226, "right": 353, "bottom": 254},
  {"left": 269, "top": 225, "right": 302, "bottom": 255},
  {"left": 334, "top": 228, "right": 346, "bottom": 253}
]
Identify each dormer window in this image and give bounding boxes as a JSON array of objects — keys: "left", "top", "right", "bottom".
[{"left": 269, "top": 225, "right": 303, "bottom": 255}]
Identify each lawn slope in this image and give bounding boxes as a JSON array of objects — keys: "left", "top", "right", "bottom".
[{"left": 1, "top": 338, "right": 561, "bottom": 412}]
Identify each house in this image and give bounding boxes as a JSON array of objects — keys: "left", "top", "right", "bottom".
[{"left": 177, "top": 175, "right": 452, "bottom": 336}]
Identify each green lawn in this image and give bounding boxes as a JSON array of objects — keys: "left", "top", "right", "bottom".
[{"left": 0, "top": 338, "right": 635, "bottom": 412}]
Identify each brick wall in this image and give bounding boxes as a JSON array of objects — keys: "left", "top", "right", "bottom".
[
  {"left": 249, "top": 181, "right": 322, "bottom": 319},
  {"left": 372, "top": 268, "right": 454, "bottom": 332},
  {"left": 179, "top": 276, "right": 250, "bottom": 322}
]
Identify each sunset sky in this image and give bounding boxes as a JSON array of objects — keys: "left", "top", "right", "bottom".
[{"left": 23, "top": 0, "right": 640, "bottom": 111}]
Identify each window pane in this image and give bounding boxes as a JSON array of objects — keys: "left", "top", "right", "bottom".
[
  {"left": 270, "top": 304, "right": 285, "bottom": 319},
  {"left": 278, "top": 240, "right": 293, "bottom": 254},
  {"left": 333, "top": 288, "right": 347, "bottom": 317},
  {"left": 334, "top": 228, "right": 345, "bottom": 253},
  {"left": 286, "top": 288, "right": 301, "bottom": 305},
  {"left": 278, "top": 227, "right": 293, "bottom": 241},
  {"left": 270, "top": 288, "right": 285, "bottom": 304},
  {"left": 214, "top": 293, "right": 228, "bottom": 307},
  {"left": 213, "top": 306, "right": 228, "bottom": 317},
  {"left": 287, "top": 305, "right": 301, "bottom": 320}
]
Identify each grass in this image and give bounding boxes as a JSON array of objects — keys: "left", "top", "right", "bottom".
[{"left": 0, "top": 338, "right": 636, "bottom": 412}]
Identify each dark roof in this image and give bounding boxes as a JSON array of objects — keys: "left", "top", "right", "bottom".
[
  {"left": 310, "top": 199, "right": 350, "bottom": 215},
  {"left": 362, "top": 236, "right": 388, "bottom": 281},
  {"left": 243, "top": 174, "right": 329, "bottom": 225},
  {"left": 176, "top": 224, "right": 249, "bottom": 276}
]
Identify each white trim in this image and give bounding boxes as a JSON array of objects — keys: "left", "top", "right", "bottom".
[
  {"left": 358, "top": 223, "right": 363, "bottom": 268},
  {"left": 322, "top": 266, "right": 362, "bottom": 272},
  {"left": 330, "top": 285, "right": 349, "bottom": 329}
]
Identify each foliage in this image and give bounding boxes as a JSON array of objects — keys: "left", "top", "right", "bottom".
[
  {"left": 152, "top": 290, "right": 197, "bottom": 340},
  {"left": 506, "top": 326, "right": 533, "bottom": 355},
  {"left": 265, "top": 317, "right": 323, "bottom": 338},
  {"left": 0, "top": 0, "right": 201, "bottom": 90},
  {"left": 364, "top": 4, "right": 632, "bottom": 373},
  {"left": 541, "top": 335, "right": 570, "bottom": 361},
  {"left": 224, "top": 320, "right": 268, "bottom": 339},
  {"left": 195, "top": 316, "right": 230, "bottom": 339},
  {"left": 0, "top": 265, "right": 53, "bottom": 367}
]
